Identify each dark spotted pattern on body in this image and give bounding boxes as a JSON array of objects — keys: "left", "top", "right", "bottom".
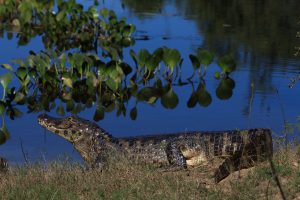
[{"left": 38, "top": 114, "right": 273, "bottom": 182}]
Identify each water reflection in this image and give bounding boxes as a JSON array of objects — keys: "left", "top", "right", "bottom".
[
  {"left": 180, "top": 0, "right": 299, "bottom": 59},
  {"left": 121, "top": 0, "right": 300, "bottom": 94},
  {"left": 121, "top": 0, "right": 165, "bottom": 17}
]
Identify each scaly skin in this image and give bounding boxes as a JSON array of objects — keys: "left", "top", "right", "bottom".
[{"left": 38, "top": 114, "right": 273, "bottom": 182}]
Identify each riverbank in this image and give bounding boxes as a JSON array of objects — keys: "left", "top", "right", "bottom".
[{"left": 0, "top": 146, "right": 300, "bottom": 200}]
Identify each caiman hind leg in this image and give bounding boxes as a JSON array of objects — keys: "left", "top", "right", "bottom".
[
  {"left": 164, "top": 142, "right": 188, "bottom": 171},
  {"left": 214, "top": 143, "right": 258, "bottom": 183}
]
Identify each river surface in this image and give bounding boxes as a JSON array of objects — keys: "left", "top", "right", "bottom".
[{"left": 0, "top": 0, "right": 300, "bottom": 164}]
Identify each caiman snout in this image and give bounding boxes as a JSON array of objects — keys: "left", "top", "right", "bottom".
[
  {"left": 38, "top": 113, "right": 50, "bottom": 119},
  {"left": 38, "top": 114, "right": 87, "bottom": 143}
]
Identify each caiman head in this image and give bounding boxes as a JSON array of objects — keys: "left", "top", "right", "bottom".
[{"left": 38, "top": 114, "right": 114, "bottom": 167}]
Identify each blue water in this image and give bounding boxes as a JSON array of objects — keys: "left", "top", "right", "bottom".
[{"left": 0, "top": 0, "right": 300, "bottom": 164}]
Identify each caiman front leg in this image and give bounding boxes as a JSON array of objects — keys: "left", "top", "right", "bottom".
[{"left": 164, "top": 142, "right": 188, "bottom": 171}]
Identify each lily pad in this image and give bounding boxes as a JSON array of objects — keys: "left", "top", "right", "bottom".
[{"left": 16, "top": 67, "right": 28, "bottom": 81}]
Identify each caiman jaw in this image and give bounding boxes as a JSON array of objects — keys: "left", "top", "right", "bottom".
[
  {"left": 38, "top": 114, "right": 80, "bottom": 143},
  {"left": 38, "top": 114, "right": 69, "bottom": 130}
]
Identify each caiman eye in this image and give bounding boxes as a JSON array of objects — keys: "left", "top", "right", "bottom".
[{"left": 68, "top": 117, "right": 72, "bottom": 120}]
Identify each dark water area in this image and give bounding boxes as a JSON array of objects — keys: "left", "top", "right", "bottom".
[{"left": 0, "top": 0, "right": 300, "bottom": 164}]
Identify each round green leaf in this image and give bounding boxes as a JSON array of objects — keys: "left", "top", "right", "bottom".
[
  {"left": 56, "top": 10, "right": 66, "bottom": 21},
  {"left": 217, "top": 55, "right": 236, "bottom": 73},
  {"left": 161, "top": 88, "right": 179, "bottom": 109},
  {"left": 108, "top": 10, "right": 117, "bottom": 18},
  {"left": 130, "top": 107, "right": 137, "bottom": 120},
  {"left": 100, "top": 21, "right": 107, "bottom": 31},
  {"left": 100, "top": 8, "right": 109, "bottom": 18},
  {"left": 123, "top": 24, "right": 135, "bottom": 36},
  {"left": 0, "top": 130, "right": 6, "bottom": 145},
  {"left": 163, "top": 48, "right": 181, "bottom": 70},
  {"left": 86, "top": 72, "right": 97, "bottom": 88},
  {"left": 189, "top": 54, "right": 200, "bottom": 70},
  {"left": 153, "top": 48, "right": 164, "bottom": 60},
  {"left": 223, "top": 78, "right": 235, "bottom": 89},
  {"left": 145, "top": 54, "right": 160, "bottom": 71},
  {"left": 187, "top": 92, "right": 198, "bottom": 108},
  {"left": 197, "top": 86, "right": 212, "bottom": 107},
  {"left": 106, "top": 79, "right": 119, "bottom": 91},
  {"left": 18, "top": 2, "right": 33, "bottom": 23},
  {"left": 88, "top": 6, "right": 99, "bottom": 19},
  {"left": 197, "top": 49, "right": 213, "bottom": 66},
  {"left": 1, "top": 124, "right": 10, "bottom": 140},
  {"left": 138, "top": 49, "right": 151, "bottom": 67},
  {"left": 16, "top": 67, "right": 27, "bottom": 80},
  {"left": 94, "top": 106, "right": 105, "bottom": 121},
  {"left": 0, "top": 72, "right": 13, "bottom": 90},
  {"left": 216, "top": 79, "right": 234, "bottom": 100},
  {"left": 121, "top": 37, "right": 133, "bottom": 47}
]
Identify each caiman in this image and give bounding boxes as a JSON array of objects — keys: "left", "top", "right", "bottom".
[{"left": 38, "top": 114, "right": 273, "bottom": 182}]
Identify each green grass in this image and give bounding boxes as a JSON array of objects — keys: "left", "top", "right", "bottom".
[{"left": 1, "top": 147, "right": 300, "bottom": 200}]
